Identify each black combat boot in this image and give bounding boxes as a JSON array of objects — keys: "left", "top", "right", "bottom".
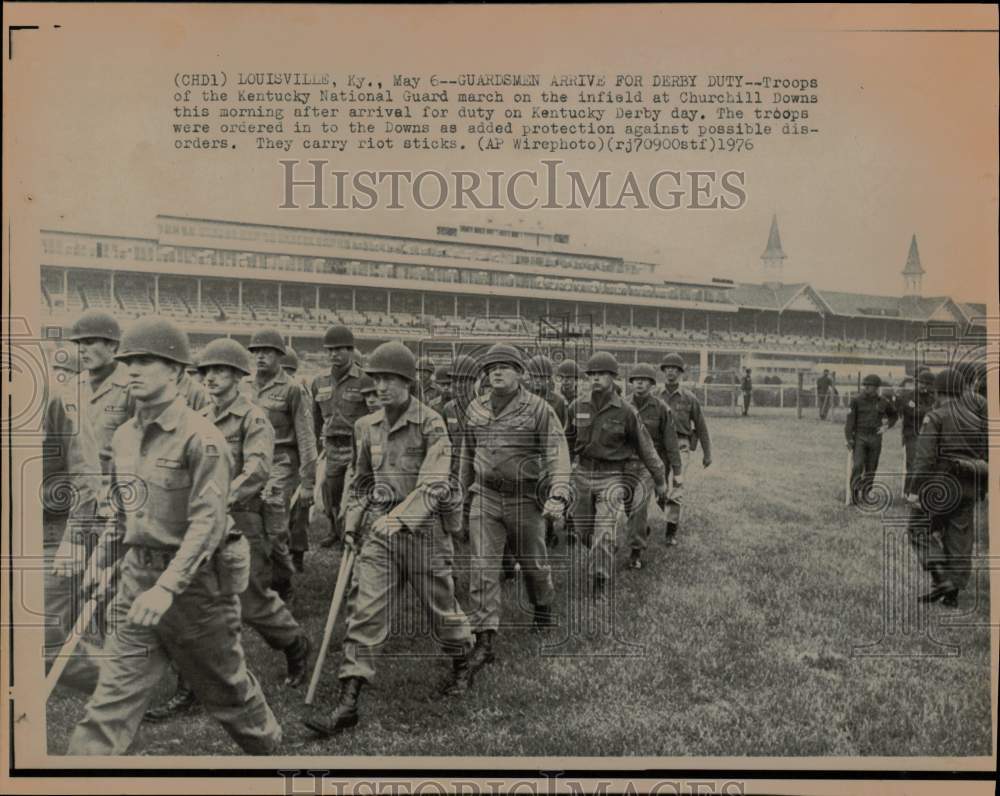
[
  {"left": 283, "top": 635, "right": 311, "bottom": 687},
  {"left": 532, "top": 604, "right": 555, "bottom": 631},
  {"left": 467, "top": 630, "right": 496, "bottom": 673},
  {"left": 628, "top": 549, "right": 643, "bottom": 570},
  {"left": 664, "top": 522, "right": 678, "bottom": 546},
  {"left": 303, "top": 677, "right": 364, "bottom": 737},
  {"left": 438, "top": 652, "right": 475, "bottom": 697},
  {"left": 144, "top": 679, "right": 198, "bottom": 722}
]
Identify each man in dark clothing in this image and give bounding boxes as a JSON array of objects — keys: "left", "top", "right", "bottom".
[
  {"left": 816, "top": 370, "right": 836, "bottom": 420},
  {"left": 897, "top": 369, "right": 936, "bottom": 495},
  {"left": 740, "top": 368, "right": 753, "bottom": 416},
  {"left": 845, "top": 374, "right": 899, "bottom": 505}
]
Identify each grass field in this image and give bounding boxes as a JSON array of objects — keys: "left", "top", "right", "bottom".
[{"left": 46, "top": 414, "right": 993, "bottom": 758}]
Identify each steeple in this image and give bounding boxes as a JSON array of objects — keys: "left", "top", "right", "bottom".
[
  {"left": 760, "top": 214, "right": 786, "bottom": 284},
  {"left": 902, "top": 234, "right": 924, "bottom": 296}
]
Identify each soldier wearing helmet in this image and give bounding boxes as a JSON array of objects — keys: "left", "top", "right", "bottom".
[
  {"left": 566, "top": 352, "right": 668, "bottom": 608},
  {"left": 438, "top": 353, "right": 482, "bottom": 540},
  {"left": 414, "top": 355, "right": 441, "bottom": 406},
  {"left": 312, "top": 325, "right": 367, "bottom": 551},
  {"left": 658, "top": 352, "right": 711, "bottom": 545},
  {"left": 456, "top": 343, "right": 571, "bottom": 670},
  {"left": 527, "top": 354, "right": 568, "bottom": 428},
  {"left": 431, "top": 365, "right": 453, "bottom": 412},
  {"left": 67, "top": 317, "right": 281, "bottom": 755},
  {"left": 145, "top": 338, "right": 311, "bottom": 721},
  {"left": 816, "top": 369, "right": 838, "bottom": 420},
  {"left": 358, "top": 375, "right": 380, "bottom": 411},
  {"left": 304, "top": 341, "right": 477, "bottom": 738},
  {"left": 248, "top": 328, "right": 318, "bottom": 598},
  {"left": 556, "top": 358, "right": 579, "bottom": 405},
  {"left": 623, "top": 362, "right": 683, "bottom": 569},
  {"left": 895, "top": 368, "right": 936, "bottom": 495},
  {"left": 845, "top": 373, "right": 898, "bottom": 506},
  {"left": 906, "top": 368, "right": 988, "bottom": 608},
  {"left": 44, "top": 309, "right": 131, "bottom": 693}
]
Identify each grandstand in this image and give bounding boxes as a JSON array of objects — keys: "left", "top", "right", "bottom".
[{"left": 38, "top": 214, "right": 986, "bottom": 385}]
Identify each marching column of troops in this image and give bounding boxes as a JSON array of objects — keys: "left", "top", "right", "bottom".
[{"left": 42, "top": 309, "right": 986, "bottom": 754}]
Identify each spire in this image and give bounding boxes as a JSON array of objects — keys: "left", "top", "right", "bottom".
[
  {"left": 902, "top": 234, "right": 924, "bottom": 296},
  {"left": 760, "top": 214, "right": 786, "bottom": 284}
]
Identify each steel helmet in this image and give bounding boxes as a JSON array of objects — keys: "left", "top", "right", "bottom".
[
  {"left": 449, "top": 354, "right": 479, "bottom": 381},
  {"left": 281, "top": 347, "right": 299, "bottom": 373},
  {"left": 916, "top": 369, "right": 935, "bottom": 387},
  {"left": 323, "top": 325, "right": 355, "bottom": 349},
  {"left": 527, "top": 354, "right": 554, "bottom": 379},
  {"left": 862, "top": 374, "right": 882, "bottom": 387},
  {"left": 358, "top": 375, "right": 377, "bottom": 395},
  {"left": 115, "top": 316, "right": 192, "bottom": 366},
  {"left": 480, "top": 343, "right": 525, "bottom": 373},
  {"left": 433, "top": 365, "right": 452, "bottom": 386},
  {"left": 584, "top": 351, "right": 619, "bottom": 376},
  {"left": 365, "top": 341, "right": 416, "bottom": 382},
  {"left": 660, "top": 352, "right": 686, "bottom": 372},
  {"left": 197, "top": 338, "right": 253, "bottom": 376},
  {"left": 933, "top": 368, "right": 963, "bottom": 396},
  {"left": 247, "top": 329, "right": 286, "bottom": 355},
  {"left": 557, "top": 359, "right": 579, "bottom": 379},
  {"left": 628, "top": 363, "right": 658, "bottom": 383},
  {"left": 416, "top": 355, "right": 436, "bottom": 375},
  {"left": 68, "top": 310, "right": 121, "bottom": 343}
]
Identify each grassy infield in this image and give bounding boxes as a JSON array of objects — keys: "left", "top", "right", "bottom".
[{"left": 47, "top": 413, "right": 993, "bottom": 758}]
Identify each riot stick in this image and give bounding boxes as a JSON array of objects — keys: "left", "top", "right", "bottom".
[{"left": 304, "top": 547, "right": 356, "bottom": 705}]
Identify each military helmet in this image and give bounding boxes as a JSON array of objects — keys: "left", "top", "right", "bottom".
[
  {"left": 281, "top": 347, "right": 299, "bottom": 372},
  {"left": 660, "top": 352, "right": 686, "bottom": 372},
  {"left": 584, "top": 351, "right": 619, "bottom": 376},
  {"left": 557, "top": 359, "right": 579, "bottom": 379},
  {"left": 862, "top": 374, "right": 882, "bottom": 387},
  {"left": 68, "top": 309, "right": 121, "bottom": 343},
  {"left": 247, "top": 328, "right": 286, "bottom": 355},
  {"left": 365, "top": 341, "right": 416, "bottom": 382},
  {"left": 480, "top": 343, "right": 525, "bottom": 373},
  {"left": 434, "top": 365, "right": 452, "bottom": 386},
  {"left": 115, "top": 316, "right": 192, "bottom": 366},
  {"left": 449, "top": 353, "right": 479, "bottom": 381},
  {"left": 197, "top": 338, "right": 253, "bottom": 376},
  {"left": 628, "top": 362, "right": 658, "bottom": 383},
  {"left": 416, "top": 355, "right": 436, "bottom": 374},
  {"left": 358, "top": 375, "right": 377, "bottom": 395},
  {"left": 527, "top": 354, "right": 554, "bottom": 379},
  {"left": 916, "top": 369, "right": 935, "bottom": 387},
  {"left": 933, "top": 368, "right": 964, "bottom": 396},
  {"left": 323, "top": 325, "right": 354, "bottom": 349}
]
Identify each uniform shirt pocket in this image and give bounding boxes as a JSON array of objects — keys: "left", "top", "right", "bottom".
[{"left": 144, "top": 462, "right": 193, "bottom": 531}]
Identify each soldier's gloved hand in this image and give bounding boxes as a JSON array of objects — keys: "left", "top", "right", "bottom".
[
  {"left": 654, "top": 482, "right": 670, "bottom": 510},
  {"left": 51, "top": 539, "right": 86, "bottom": 578},
  {"left": 127, "top": 584, "right": 174, "bottom": 627}
]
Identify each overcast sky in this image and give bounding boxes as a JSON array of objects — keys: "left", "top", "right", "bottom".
[{"left": 10, "top": 5, "right": 997, "bottom": 304}]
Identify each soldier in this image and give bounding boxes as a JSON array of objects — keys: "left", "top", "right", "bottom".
[
  {"left": 432, "top": 366, "right": 453, "bottom": 412},
  {"left": 906, "top": 368, "right": 988, "bottom": 607},
  {"left": 66, "top": 317, "right": 281, "bottom": 755},
  {"left": 566, "top": 352, "right": 668, "bottom": 604},
  {"left": 458, "top": 344, "right": 571, "bottom": 671},
  {"left": 439, "top": 354, "right": 479, "bottom": 543},
  {"left": 816, "top": 369, "right": 835, "bottom": 420},
  {"left": 45, "top": 310, "right": 131, "bottom": 693},
  {"left": 740, "top": 368, "right": 753, "bottom": 416},
  {"left": 177, "top": 363, "right": 210, "bottom": 411},
  {"left": 897, "top": 369, "right": 936, "bottom": 495},
  {"left": 845, "top": 374, "right": 899, "bottom": 505},
  {"left": 145, "top": 338, "right": 312, "bottom": 721},
  {"left": 658, "top": 353, "right": 712, "bottom": 545},
  {"left": 624, "top": 363, "right": 683, "bottom": 569},
  {"left": 527, "top": 354, "right": 568, "bottom": 427},
  {"left": 312, "top": 325, "right": 367, "bottom": 550},
  {"left": 281, "top": 347, "right": 311, "bottom": 389},
  {"left": 303, "top": 342, "right": 476, "bottom": 738},
  {"left": 359, "top": 375, "right": 381, "bottom": 411},
  {"left": 248, "top": 329, "right": 317, "bottom": 599},
  {"left": 557, "top": 359, "right": 579, "bottom": 406},
  {"left": 414, "top": 356, "right": 440, "bottom": 405}
]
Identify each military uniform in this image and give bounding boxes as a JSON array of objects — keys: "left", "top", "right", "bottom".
[
  {"left": 43, "top": 362, "right": 132, "bottom": 693},
  {"left": 659, "top": 383, "right": 711, "bottom": 532},
  {"left": 740, "top": 372, "right": 753, "bottom": 416},
  {"left": 67, "top": 395, "right": 281, "bottom": 755},
  {"left": 896, "top": 381, "right": 935, "bottom": 494},
  {"left": 250, "top": 369, "right": 317, "bottom": 584},
  {"left": 206, "top": 395, "right": 303, "bottom": 652},
  {"left": 459, "top": 386, "right": 570, "bottom": 635},
  {"left": 623, "top": 393, "right": 683, "bottom": 556},
  {"left": 816, "top": 374, "right": 835, "bottom": 420},
  {"left": 566, "top": 393, "right": 666, "bottom": 585},
  {"left": 907, "top": 372, "right": 988, "bottom": 603},
  {"left": 845, "top": 388, "right": 898, "bottom": 504},
  {"left": 338, "top": 398, "right": 472, "bottom": 683},
  {"left": 311, "top": 362, "right": 368, "bottom": 541}
]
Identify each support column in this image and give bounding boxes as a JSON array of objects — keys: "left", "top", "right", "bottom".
[
  {"left": 629, "top": 306, "right": 634, "bottom": 327},
  {"left": 821, "top": 314, "right": 825, "bottom": 338},
  {"left": 486, "top": 297, "right": 490, "bottom": 318},
  {"left": 351, "top": 288, "right": 356, "bottom": 312},
  {"left": 277, "top": 283, "right": 282, "bottom": 314},
  {"left": 387, "top": 291, "right": 392, "bottom": 314},
  {"left": 109, "top": 272, "right": 116, "bottom": 306},
  {"left": 681, "top": 311, "right": 685, "bottom": 332},
  {"left": 197, "top": 279, "right": 202, "bottom": 314},
  {"left": 454, "top": 295, "right": 458, "bottom": 317},
  {"left": 237, "top": 281, "right": 243, "bottom": 318},
  {"left": 699, "top": 348, "right": 708, "bottom": 384},
  {"left": 515, "top": 298, "right": 520, "bottom": 317},
  {"left": 153, "top": 274, "right": 159, "bottom": 313},
  {"left": 777, "top": 313, "right": 782, "bottom": 335},
  {"left": 315, "top": 285, "right": 320, "bottom": 314},
  {"left": 420, "top": 293, "right": 426, "bottom": 316},
  {"left": 656, "top": 309, "right": 661, "bottom": 330}
]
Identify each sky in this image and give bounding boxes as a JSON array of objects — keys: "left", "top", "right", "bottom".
[{"left": 7, "top": 4, "right": 998, "bottom": 303}]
